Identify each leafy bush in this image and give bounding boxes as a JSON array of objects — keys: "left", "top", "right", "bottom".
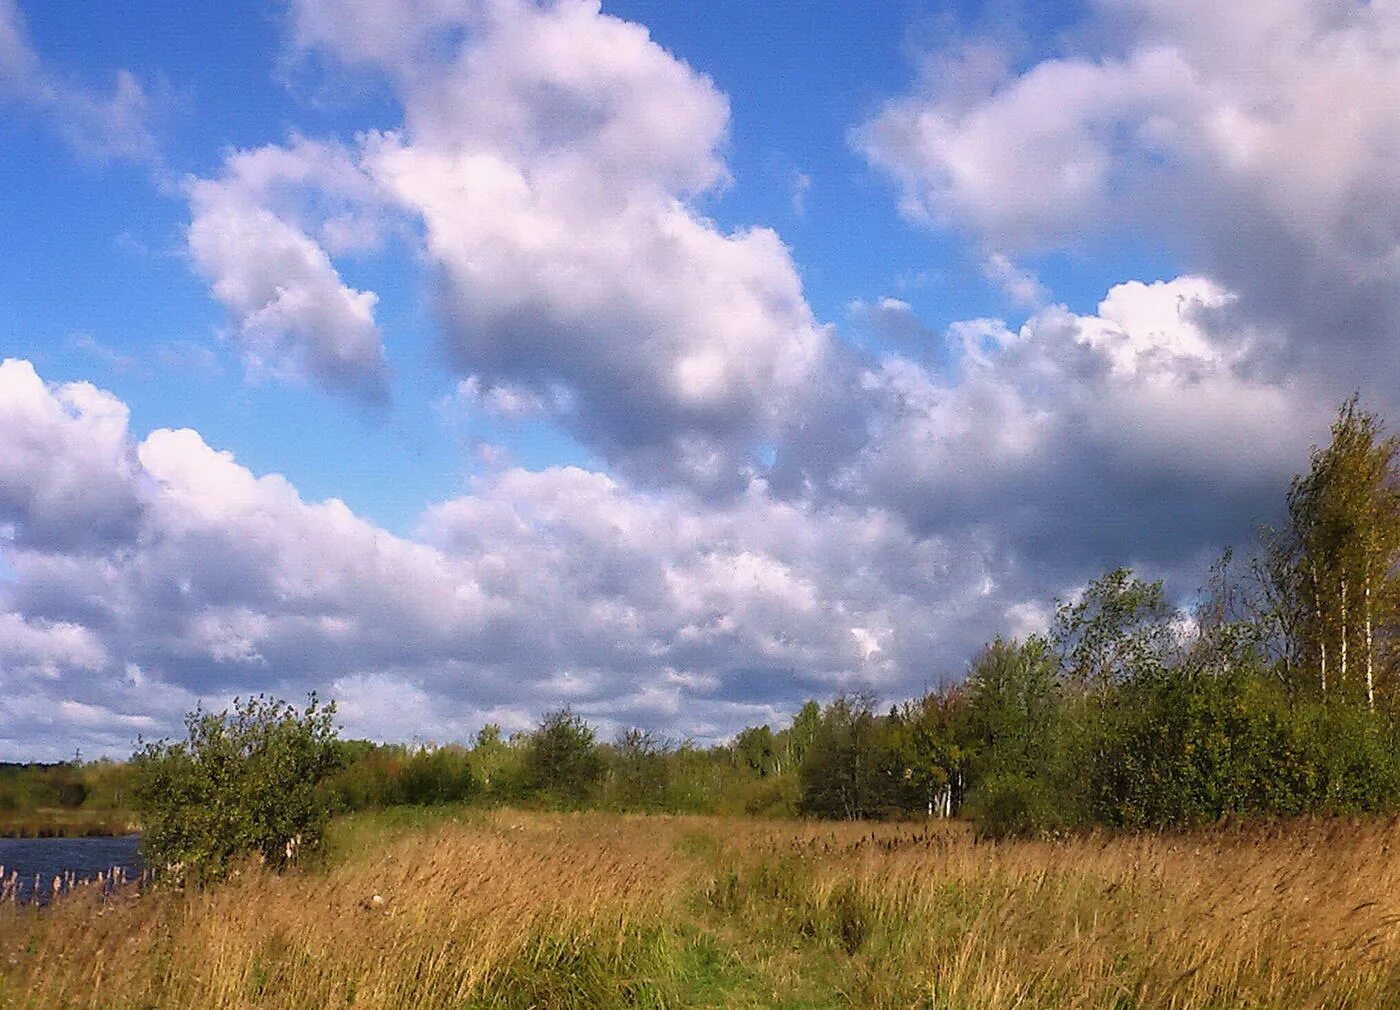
[
  {"left": 132, "top": 695, "right": 342, "bottom": 883},
  {"left": 965, "top": 773, "right": 1065, "bottom": 840},
  {"left": 399, "top": 746, "right": 478, "bottom": 805}
]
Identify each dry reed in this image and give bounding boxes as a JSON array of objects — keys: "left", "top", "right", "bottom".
[{"left": 2, "top": 811, "right": 1397, "bottom": 1009}]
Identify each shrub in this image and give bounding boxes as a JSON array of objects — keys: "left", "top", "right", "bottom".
[
  {"left": 965, "top": 773, "right": 1064, "bottom": 840},
  {"left": 399, "top": 746, "right": 479, "bottom": 806},
  {"left": 132, "top": 694, "right": 342, "bottom": 883}
]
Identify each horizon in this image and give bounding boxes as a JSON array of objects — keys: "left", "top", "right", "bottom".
[{"left": 4, "top": 0, "right": 1400, "bottom": 760}]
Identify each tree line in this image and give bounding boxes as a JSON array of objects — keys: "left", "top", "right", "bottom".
[{"left": 124, "top": 396, "right": 1400, "bottom": 876}]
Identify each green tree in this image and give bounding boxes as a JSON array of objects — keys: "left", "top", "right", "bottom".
[
  {"left": 1285, "top": 398, "right": 1400, "bottom": 707},
  {"left": 798, "top": 694, "right": 908, "bottom": 819},
  {"left": 788, "top": 700, "right": 822, "bottom": 767},
  {"left": 132, "top": 694, "right": 341, "bottom": 884},
  {"left": 1053, "top": 569, "right": 1176, "bottom": 695},
  {"left": 399, "top": 745, "right": 478, "bottom": 805},
  {"left": 523, "top": 709, "right": 604, "bottom": 802},
  {"left": 470, "top": 723, "right": 517, "bottom": 792},
  {"left": 959, "top": 638, "right": 1070, "bottom": 837},
  {"left": 610, "top": 728, "right": 670, "bottom": 809},
  {"left": 734, "top": 724, "right": 778, "bottom": 776}
]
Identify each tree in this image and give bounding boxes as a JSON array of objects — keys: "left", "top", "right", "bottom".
[
  {"left": 962, "top": 637, "right": 1061, "bottom": 780},
  {"left": 1053, "top": 569, "right": 1177, "bottom": 695},
  {"left": 611, "top": 728, "right": 670, "bottom": 808},
  {"left": 958, "top": 638, "right": 1070, "bottom": 836},
  {"left": 798, "top": 694, "right": 908, "bottom": 819},
  {"left": 892, "top": 689, "right": 966, "bottom": 817},
  {"left": 788, "top": 700, "right": 822, "bottom": 767},
  {"left": 470, "top": 723, "right": 516, "bottom": 791},
  {"left": 1284, "top": 398, "right": 1400, "bottom": 706},
  {"left": 734, "top": 725, "right": 778, "bottom": 776},
  {"left": 132, "top": 695, "right": 342, "bottom": 884},
  {"left": 1188, "top": 548, "right": 1265, "bottom": 680},
  {"left": 523, "top": 709, "right": 604, "bottom": 802},
  {"left": 399, "top": 745, "right": 478, "bottom": 805}
]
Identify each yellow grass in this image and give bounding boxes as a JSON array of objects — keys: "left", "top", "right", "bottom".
[{"left": 3, "top": 810, "right": 1399, "bottom": 1008}]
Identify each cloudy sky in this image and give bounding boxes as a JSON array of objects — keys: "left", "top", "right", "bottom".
[{"left": 2, "top": 0, "right": 1396, "bottom": 759}]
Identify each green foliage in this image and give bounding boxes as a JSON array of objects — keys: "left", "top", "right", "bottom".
[
  {"left": 607, "top": 728, "right": 671, "bottom": 810},
  {"left": 399, "top": 746, "right": 479, "bottom": 806},
  {"left": 962, "top": 637, "right": 1060, "bottom": 780},
  {"left": 523, "top": 709, "right": 605, "bottom": 802},
  {"left": 1282, "top": 396, "right": 1400, "bottom": 704},
  {"left": 797, "top": 694, "right": 914, "bottom": 819},
  {"left": 132, "top": 694, "right": 342, "bottom": 883},
  {"left": 1053, "top": 569, "right": 1176, "bottom": 693},
  {"left": 964, "top": 773, "right": 1065, "bottom": 840}
]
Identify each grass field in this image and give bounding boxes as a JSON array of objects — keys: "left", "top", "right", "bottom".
[{"left": 2, "top": 809, "right": 1399, "bottom": 1008}]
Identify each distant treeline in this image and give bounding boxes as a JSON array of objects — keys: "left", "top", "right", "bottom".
[
  {"left": 319, "top": 396, "right": 1400, "bottom": 837},
  {"left": 0, "top": 761, "right": 134, "bottom": 813}
]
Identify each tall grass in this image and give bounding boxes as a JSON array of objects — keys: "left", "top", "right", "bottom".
[{"left": 3, "top": 811, "right": 1398, "bottom": 1008}]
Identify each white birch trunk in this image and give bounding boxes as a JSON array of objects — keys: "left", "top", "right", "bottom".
[
  {"left": 1313, "top": 564, "right": 1327, "bottom": 696},
  {"left": 1340, "top": 577, "right": 1349, "bottom": 690},
  {"left": 1365, "top": 561, "right": 1375, "bottom": 710}
]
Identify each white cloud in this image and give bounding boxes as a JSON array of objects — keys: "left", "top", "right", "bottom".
[
  {"left": 0, "top": 359, "right": 1002, "bottom": 757},
  {"left": 0, "top": 358, "right": 144, "bottom": 551},
  {"left": 844, "top": 276, "right": 1324, "bottom": 574},
  {"left": 186, "top": 0, "right": 835, "bottom": 489},
  {"left": 982, "top": 252, "right": 1048, "bottom": 308},
  {"left": 185, "top": 139, "right": 390, "bottom": 401},
  {"left": 9, "top": 0, "right": 1362, "bottom": 760},
  {"left": 0, "top": 0, "right": 154, "bottom": 161},
  {"left": 857, "top": 0, "right": 1400, "bottom": 385}
]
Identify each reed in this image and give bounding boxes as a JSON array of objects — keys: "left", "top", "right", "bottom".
[{"left": 2, "top": 811, "right": 1398, "bottom": 1008}]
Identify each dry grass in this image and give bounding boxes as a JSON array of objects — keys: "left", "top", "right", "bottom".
[{"left": 3, "top": 810, "right": 1399, "bottom": 1009}]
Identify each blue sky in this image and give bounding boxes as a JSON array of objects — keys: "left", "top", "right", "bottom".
[
  {"left": 2, "top": 0, "right": 1396, "bottom": 757},
  {"left": 1, "top": 0, "right": 1151, "bottom": 534}
]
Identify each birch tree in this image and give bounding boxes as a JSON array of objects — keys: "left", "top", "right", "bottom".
[{"left": 1284, "top": 398, "right": 1400, "bottom": 707}]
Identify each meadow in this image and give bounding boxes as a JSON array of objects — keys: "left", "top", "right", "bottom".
[{"left": 2, "top": 809, "right": 1398, "bottom": 1009}]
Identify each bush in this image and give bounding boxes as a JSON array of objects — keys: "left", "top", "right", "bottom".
[
  {"left": 132, "top": 695, "right": 342, "bottom": 883},
  {"left": 965, "top": 773, "right": 1064, "bottom": 840},
  {"left": 399, "top": 746, "right": 478, "bottom": 806}
]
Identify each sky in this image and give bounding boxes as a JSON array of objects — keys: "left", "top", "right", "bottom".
[{"left": 2, "top": 0, "right": 1397, "bottom": 759}]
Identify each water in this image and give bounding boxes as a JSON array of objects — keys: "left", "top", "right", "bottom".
[{"left": 0, "top": 834, "right": 142, "bottom": 904}]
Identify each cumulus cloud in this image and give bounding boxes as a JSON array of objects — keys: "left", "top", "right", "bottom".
[
  {"left": 0, "top": 0, "right": 155, "bottom": 161},
  {"left": 0, "top": 272, "right": 1329, "bottom": 757},
  {"left": 186, "top": 0, "right": 836, "bottom": 489},
  {"left": 857, "top": 0, "right": 1400, "bottom": 387},
  {"left": 0, "top": 359, "right": 145, "bottom": 551},
  {"left": 842, "top": 276, "right": 1327, "bottom": 576},
  {"left": 982, "top": 253, "right": 1048, "bottom": 308},
  {"left": 185, "top": 139, "right": 390, "bottom": 401},
  {"left": 15, "top": 0, "right": 1362, "bottom": 759},
  {"left": 0, "top": 359, "right": 1013, "bottom": 758}
]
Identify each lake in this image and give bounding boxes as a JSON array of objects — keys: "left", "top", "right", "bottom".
[{"left": 0, "top": 834, "right": 142, "bottom": 904}]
